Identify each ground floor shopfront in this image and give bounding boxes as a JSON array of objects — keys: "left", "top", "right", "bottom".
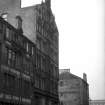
[
  {"left": 32, "top": 90, "right": 59, "bottom": 105},
  {"left": 0, "top": 92, "right": 59, "bottom": 105}
]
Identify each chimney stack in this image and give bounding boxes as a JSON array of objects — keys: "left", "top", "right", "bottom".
[
  {"left": 45, "top": 0, "right": 51, "bottom": 8},
  {"left": 83, "top": 73, "right": 87, "bottom": 82}
]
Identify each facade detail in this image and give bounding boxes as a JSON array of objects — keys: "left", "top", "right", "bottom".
[
  {"left": 59, "top": 69, "right": 89, "bottom": 105},
  {"left": 0, "top": 0, "right": 59, "bottom": 105}
]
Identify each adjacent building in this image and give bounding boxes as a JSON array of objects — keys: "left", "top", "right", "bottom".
[
  {"left": 59, "top": 69, "right": 89, "bottom": 105},
  {"left": 0, "top": 0, "right": 59, "bottom": 105},
  {"left": 89, "top": 100, "right": 105, "bottom": 105}
]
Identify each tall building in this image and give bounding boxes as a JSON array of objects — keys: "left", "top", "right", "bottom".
[
  {"left": 0, "top": 0, "right": 59, "bottom": 105},
  {"left": 59, "top": 69, "right": 89, "bottom": 105},
  {"left": 0, "top": 0, "right": 59, "bottom": 78}
]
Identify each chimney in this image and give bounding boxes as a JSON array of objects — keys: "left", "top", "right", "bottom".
[
  {"left": 45, "top": 0, "right": 51, "bottom": 8},
  {"left": 83, "top": 73, "right": 87, "bottom": 82},
  {"left": 16, "top": 15, "right": 23, "bottom": 34}
]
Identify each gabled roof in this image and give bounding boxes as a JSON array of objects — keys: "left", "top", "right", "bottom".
[
  {"left": 59, "top": 71, "right": 89, "bottom": 85},
  {"left": 59, "top": 71, "right": 81, "bottom": 80}
]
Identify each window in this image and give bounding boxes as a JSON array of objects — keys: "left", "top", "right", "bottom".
[
  {"left": 5, "top": 28, "right": 15, "bottom": 42},
  {"left": 31, "top": 47, "right": 34, "bottom": 55},
  {"left": 6, "top": 28, "right": 10, "bottom": 40},
  {"left": 37, "top": 38, "right": 41, "bottom": 49},
  {"left": 9, "top": 74, "right": 15, "bottom": 89},
  {"left": 3, "top": 47, "right": 17, "bottom": 67},
  {"left": 11, "top": 30, "right": 15, "bottom": 41},
  {"left": 40, "top": 79, "right": 45, "bottom": 90},
  {"left": 26, "top": 42, "right": 29, "bottom": 52},
  {"left": 0, "top": 21, "right": 3, "bottom": 31},
  {"left": 23, "top": 58, "right": 27, "bottom": 74},
  {"left": 8, "top": 49, "right": 12, "bottom": 66},
  {"left": 16, "top": 54, "right": 22, "bottom": 69},
  {"left": 24, "top": 80, "right": 30, "bottom": 96},
  {"left": 59, "top": 93, "right": 64, "bottom": 97},
  {"left": 41, "top": 58, "right": 46, "bottom": 71},
  {"left": 4, "top": 73, "right": 9, "bottom": 88},
  {"left": 4, "top": 73, "right": 15, "bottom": 90},
  {"left": 7, "top": 49, "right": 16, "bottom": 67},
  {"left": 12, "top": 52, "right": 16, "bottom": 66},
  {"left": 34, "top": 76, "right": 40, "bottom": 88},
  {"left": 59, "top": 81, "right": 64, "bottom": 87}
]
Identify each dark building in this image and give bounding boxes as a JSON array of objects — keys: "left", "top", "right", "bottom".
[
  {"left": 59, "top": 69, "right": 89, "bottom": 105},
  {"left": 0, "top": 0, "right": 59, "bottom": 105},
  {"left": 0, "top": 16, "right": 33, "bottom": 104}
]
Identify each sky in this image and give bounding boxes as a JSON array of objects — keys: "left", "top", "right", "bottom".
[{"left": 21, "top": 0, "right": 105, "bottom": 100}]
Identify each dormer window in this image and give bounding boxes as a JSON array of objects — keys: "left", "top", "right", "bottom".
[{"left": 16, "top": 16, "right": 23, "bottom": 33}]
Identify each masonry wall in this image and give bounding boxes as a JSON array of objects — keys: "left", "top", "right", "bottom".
[
  {"left": 59, "top": 76, "right": 81, "bottom": 105},
  {"left": 0, "top": 0, "right": 21, "bottom": 10},
  {"left": 0, "top": 0, "right": 36, "bottom": 43},
  {"left": 59, "top": 72, "right": 89, "bottom": 105},
  {"left": 0, "top": 0, "right": 21, "bottom": 27},
  {"left": 20, "top": 7, "right": 37, "bottom": 43}
]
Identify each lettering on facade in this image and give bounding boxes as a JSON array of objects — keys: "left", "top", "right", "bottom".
[
  {"left": 0, "top": 93, "right": 20, "bottom": 101},
  {"left": 22, "top": 98, "right": 31, "bottom": 104},
  {"left": 0, "top": 93, "right": 31, "bottom": 104},
  {"left": 5, "top": 94, "right": 12, "bottom": 100},
  {"left": 1, "top": 65, "right": 31, "bottom": 82}
]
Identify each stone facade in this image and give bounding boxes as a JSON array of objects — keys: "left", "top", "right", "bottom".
[
  {"left": 0, "top": 0, "right": 59, "bottom": 105},
  {"left": 0, "top": 0, "right": 36, "bottom": 43},
  {"left": 0, "top": 0, "right": 58, "bottom": 64},
  {"left": 59, "top": 70, "right": 89, "bottom": 105}
]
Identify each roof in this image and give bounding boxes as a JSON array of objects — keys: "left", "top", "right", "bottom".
[
  {"left": 59, "top": 71, "right": 81, "bottom": 80},
  {"left": 59, "top": 71, "right": 88, "bottom": 85}
]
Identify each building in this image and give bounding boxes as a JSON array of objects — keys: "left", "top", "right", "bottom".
[
  {"left": 0, "top": 0, "right": 59, "bottom": 105},
  {"left": 0, "top": 15, "right": 59, "bottom": 105},
  {"left": 0, "top": 0, "right": 59, "bottom": 64},
  {"left": 89, "top": 100, "right": 105, "bottom": 105},
  {"left": 0, "top": 16, "right": 34, "bottom": 105},
  {"left": 59, "top": 69, "right": 89, "bottom": 105}
]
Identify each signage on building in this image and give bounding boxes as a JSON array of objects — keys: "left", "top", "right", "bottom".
[
  {"left": 0, "top": 93, "right": 18, "bottom": 100},
  {"left": 22, "top": 98, "right": 31, "bottom": 104},
  {"left": 0, "top": 93, "right": 31, "bottom": 104},
  {"left": 12, "top": 96, "right": 19, "bottom": 101}
]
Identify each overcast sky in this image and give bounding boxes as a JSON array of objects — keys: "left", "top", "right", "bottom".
[{"left": 22, "top": 0, "right": 105, "bottom": 100}]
